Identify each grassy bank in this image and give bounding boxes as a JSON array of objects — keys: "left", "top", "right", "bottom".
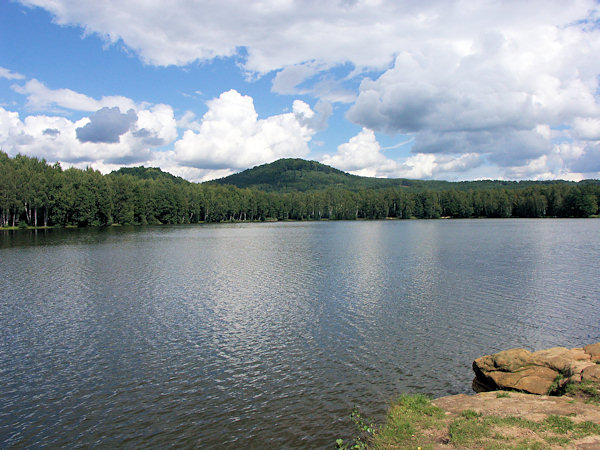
[{"left": 338, "top": 390, "right": 600, "bottom": 449}]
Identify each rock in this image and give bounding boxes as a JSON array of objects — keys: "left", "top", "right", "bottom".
[
  {"left": 584, "top": 342, "right": 600, "bottom": 362},
  {"left": 472, "top": 342, "right": 600, "bottom": 395},
  {"left": 582, "top": 365, "right": 600, "bottom": 383},
  {"left": 488, "top": 365, "right": 559, "bottom": 395}
]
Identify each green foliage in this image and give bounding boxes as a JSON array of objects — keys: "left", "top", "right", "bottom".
[
  {"left": 448, "top": 415, "right": 490, "bottom": 445},
  {"left": 543, "top": 415, "right": 575, "bottom": 434},
  {"left": 212, "top": 158, "right": 594, "bottom": 194},
  {"left": 369, "top": 394, "right": 600, "bottom": 449},
  {"left": 1, "top": 153, "right": 599, "bottom": 229},
  {"left": 110, "top": 166, "right": 188, "bottom": 184},
  {"left": 372, "top": 394, "right": 444, "bottom": 448},
  {"left": 335, "top": 407, "right": 376, "bottom": 449},
  {"left": 460, "top": 409, "right": 482, "bottom": 419},
  {"left": 548, "top": 373, "right": 565, "bottom": 395},
  {"left": 564, "top": 380, "right": 600, "bottom": 404},
  {"left": 496, "top": 391, "right": 511, "bottom": 398}
]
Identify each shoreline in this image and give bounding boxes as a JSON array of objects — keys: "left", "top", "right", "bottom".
[
  {"left": 2, "top": 215, "right": 599, "bottom": 232},
  {"left": 358, "top": 343, "right": 600, "bottom": 449}
]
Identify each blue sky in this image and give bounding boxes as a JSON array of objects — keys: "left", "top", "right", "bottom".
[{"left": 1, "top": 0, "right": 600, "bottom": 182}]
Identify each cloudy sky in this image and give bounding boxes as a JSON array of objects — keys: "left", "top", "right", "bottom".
[{"left": 1, "top": 0, "right": 600, "bottom": 182}]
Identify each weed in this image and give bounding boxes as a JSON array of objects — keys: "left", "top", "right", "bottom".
[
  {"left": 544, "top": 435, "right": 571, "bottom": 445},
  {"left": 514, "top": 439, "right": 545, "bottom": 449},
  {"left": 496, "top": 391, "right": 511, "bottom": 398},
  {"left": 371, "top": 394, "right": 444, "bottom": 448},
  {"left": 564, "top": 380, "right": 600, "bottom": 404},
  {"left": 367, "top": 393, "right": 600, "bottom": 449},
  {"left": 336, "top": 407, "right": 376, "bottom": 449},
  {"left": 448, "top": 416, "right": 489, "bottom": 445},
  {"left": 547, "top": 373, "right": 565, "bottom": 395},
  {"left": 460, "top": 409, "right": 481, "bottom": 419},
  {"left": 543, "top": 415, "right": 574, "bottom": 434}
]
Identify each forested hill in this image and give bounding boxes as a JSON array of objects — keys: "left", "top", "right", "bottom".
[
  {"left": 211, "top": 158, "right": 419, "bottom": 192},
  {"left": 110, "top": 166, "right": 188, "bottom": 184},
  {"left": 1, "top": 152, "right": 599, "bottom": 228},
  {"left": 209, "top": 158, "right": 591, "bottom": 193}
]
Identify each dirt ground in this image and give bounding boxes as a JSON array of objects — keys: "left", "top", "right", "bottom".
[{"left": 430, "top": 391, "right": 600, "bottom": 449}]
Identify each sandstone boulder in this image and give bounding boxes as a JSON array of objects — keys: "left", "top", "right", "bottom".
[
  {"left": 582, "top": 364, "right": 600, "bottom": 383},
  {"left": 473, "top": 342, "right": 600, "bottom": 395},
  {"left": 584, "top": 342, "right": 600, "bottom": 362}
]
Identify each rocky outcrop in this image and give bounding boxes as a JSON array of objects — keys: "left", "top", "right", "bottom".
[{"left": 472, "top": 342, "right": 600, "bottom": 395}]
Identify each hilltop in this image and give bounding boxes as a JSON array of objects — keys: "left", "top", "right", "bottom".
[
  {"left": 110, "top": 166, "right": 189, "bottom": 184},
  {"left": 209, "top": 158, "right": 433, "bottom": 192},
  {"left": 208, "top": 158, "right": 583, "bottom": 193}
]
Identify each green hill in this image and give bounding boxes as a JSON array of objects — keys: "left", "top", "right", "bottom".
[
  {"left": 209, "top": 158, "right": 586, "bottom": 192},
  {"left": 210, "top": 158, "right": 418, "bottom": 192},
  {"left": 110, "top": 159, "right": 596, "bottom": 194},
  {"left": 110, "top": 166, "right": 188, "bottom": 184}
]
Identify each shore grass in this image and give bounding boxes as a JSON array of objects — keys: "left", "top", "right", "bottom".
[
  {"left": 348, "top": 393, "right": 600, "bottom": 449},
  {"left": 565, "top": 379, "right": 600, "bottom": 404}
]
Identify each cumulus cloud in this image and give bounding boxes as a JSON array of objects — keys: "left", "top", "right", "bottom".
[
  {"left": 76, "top": 107, "right": 137, "bottom": 143},
  {"left": 271, "top": 62, "right": 357, "bottom": 102},
  {"left": 321, "top": 128, "right": 398, "bottom": 177},
  {"left": 16, "top": 0, "right": 600, "bottom": 181},
  {"left": 560, "top": 142, "right": 600, "bottom": 174},
  {"left": 572, "top": 118, "right": 600, "bottom": 141},
  {"left": 17, "top": 0, "right": 411, "bottom": 72},
  {"left": 0, "top": 101, "right": 177, "bottom": 166},
  {"left": 174, "top": 89, "right": 318, "bottom": 170},
  {"left": 345, "top": 8, "right": 600, "bottom": 171},
  {"left": 42, "top": 128, "right": 60, "bottom": 136},
  {"left": 11, "top": 78, "right": 136, "bottom": 112},
  {"left": 322, "top": 128, "right": 482, "bottom": 179},
  {"left": 0, "top": 66, "right": 25, "bottom": 80}
]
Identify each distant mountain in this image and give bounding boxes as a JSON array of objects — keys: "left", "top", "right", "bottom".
[
  {"left": 110, "top": 159, "right": 595, "bottom": 193},
  {"left": 110, "top": 166, "right": 188, "bottom": 184},
  {"left": 210, "top": 158, "right": 419, "bottom": 192},
  {"left": 210, "top": 158, "right": 592, "bottom": 193}
]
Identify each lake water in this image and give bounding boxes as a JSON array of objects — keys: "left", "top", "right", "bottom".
[{"left": 1, "top": 219, "right": 599, "bottom": 448}]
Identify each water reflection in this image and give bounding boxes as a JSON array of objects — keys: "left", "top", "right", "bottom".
[{"left": 1, "top": 220, "right": 599, "bottom": 448}]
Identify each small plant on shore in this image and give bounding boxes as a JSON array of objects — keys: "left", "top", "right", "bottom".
[
  {"left": 564, "top": 379, "right": 600, "bottom": 404},
  {"left": 335, "top": 407, "right": 377, "bottom": 449},
  {"left": 547, "top": 373, "right": 565, "bottom": 395},
  {"left": 370, "top": 394, "right": 445, "bottom": 448},
  {"left": 496, "top": 391, "right": 511, "bottom": 398}
]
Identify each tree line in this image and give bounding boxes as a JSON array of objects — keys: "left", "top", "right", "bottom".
[{"left": 1, "top": 152, "right": 598, "bottom": 228}]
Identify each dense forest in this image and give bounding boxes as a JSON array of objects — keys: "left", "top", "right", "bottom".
[
  {"left": 1, "top": 152, "right": 599, "bottom": 228},
  {"left": 212, "top": 158, "right": 584, "bottom": 193}
]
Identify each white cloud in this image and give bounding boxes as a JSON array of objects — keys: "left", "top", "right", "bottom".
[
  {"left": 271, "top": 62, "right": 357, "bottom": 102},
  {"left": 0, "top": 67, "right": 25, "bottom": 80},
  {"left": 0, "top": 103, "right": 177, "bottom": 166},
  {"left": 572, "top": 118, "right": 600, "bottom": 141},
  {"left": 342, "top": 5, "right": 600, "bottom": 169},
  {"left": 17, "top": 2, "right": 599, "bottom": 85},
  {"left": 11, "top": 79, "right": 137, "bottom": 112},
  {"left": 321, "top": 128, "right": 483, "bottom": 179},
  {"left": 321, "top": 128, "right": 398, "bottom": 177},
  {"left": 173, "top": 89, "right": 317, "bottom": 170},
  {"left": 7, "top": 0, "right": 600, "bottom": 181},
  {"left": 18, "top": 0, "right": 415, "bottom": 72}
]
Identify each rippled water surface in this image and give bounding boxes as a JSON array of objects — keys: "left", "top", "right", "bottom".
[{"left": 1, "top": 220, "right": 599, "bottom": 447}]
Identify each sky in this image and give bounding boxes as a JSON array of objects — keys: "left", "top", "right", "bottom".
[{"left": 1, "top": 0, "right": 600, "bottom": 182}]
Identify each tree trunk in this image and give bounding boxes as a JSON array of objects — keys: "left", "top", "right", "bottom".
[{"left": 34, "top": 207, "right": 38, "bottom": 227}]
